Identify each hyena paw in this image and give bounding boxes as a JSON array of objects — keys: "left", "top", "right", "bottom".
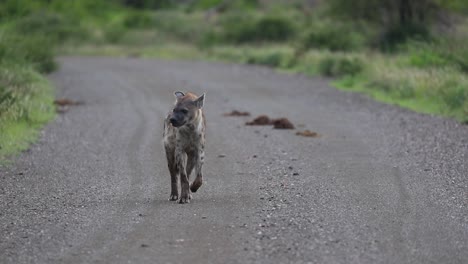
[
  {"left": 169, "top": 194, "right": 178, "bottom": 201},
  {"left": 190, "top": 181, "right": 202, "bottom": 193},
  {"left": 178, "top": 193, "right": 192, "bottom": 204}
]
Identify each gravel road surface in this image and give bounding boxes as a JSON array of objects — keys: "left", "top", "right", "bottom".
[{"left": 1, "top": 57, "right": 467, "bottom": 263}]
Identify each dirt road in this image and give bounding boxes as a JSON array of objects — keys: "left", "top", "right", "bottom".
[{"left": 1, "top": 57, "right": 467, "bottom": 263}]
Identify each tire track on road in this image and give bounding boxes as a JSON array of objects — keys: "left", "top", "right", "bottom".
[{"left": 60, "top": 70, "right": 162, "bottom": 263}]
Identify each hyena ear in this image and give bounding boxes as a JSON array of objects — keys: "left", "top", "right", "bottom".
[
  {"left": 174, "top": 91, "right": 185, "bottom": 98},
  {"left": 194, "top": 93, "right": 205, "bottom": 109}
]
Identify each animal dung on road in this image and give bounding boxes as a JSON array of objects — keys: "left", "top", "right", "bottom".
[
  {"left": 54, "top": 98, "right": 84, "bottom": 113},
  {"left": 245, "top": 115, "right": 295, "bottom": 129},
  {"left": 272, "top": 118, "right": 295, "bottom": 129},
  {"left": 296, "top": 130, "right": 320, "bottom": 137},
  {"left": 245, "top": 115, "right": 272, "bottom": 125},
  {"left": 224, "top": 110, "right": 251, "bottom": 116},
  {"left": 53, "top": 98, "right": 83, "bottom": 106}
]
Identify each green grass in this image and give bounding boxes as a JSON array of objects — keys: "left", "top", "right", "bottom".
[
  {"left": 0, "top": 63, "right": 55, "bottom": 163},
  {"left": 59, "top": 43, "right": 207, "bottom": 60},
  {"left": 333, "top": 54, "right": 468, "bottom": 122}
]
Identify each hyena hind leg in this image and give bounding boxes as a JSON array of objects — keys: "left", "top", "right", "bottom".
[
  {"left": 190, "top": 151, "right": 204, "bottom": 193},
  {"left": 186, "top": 152, "right": 197, "bottom": 181}
]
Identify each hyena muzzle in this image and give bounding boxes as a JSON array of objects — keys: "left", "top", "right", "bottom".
[{"left": 163, "top": 91, "right": 206, "bottom": 204}]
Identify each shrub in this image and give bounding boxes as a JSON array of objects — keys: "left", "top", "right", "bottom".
[
  {"left": 121, "top": 0, "right": 174, "bottom": 9},
  {"left": 14, "top": 11, "right": 87, "bottom": 43},
  {"left": 0, "top": 0, "right": 42, "bottom": 21},
  {"left": 0, "top": 60, "right": 55, "bottom": 130},
  {"left": 246, "top": 52, "right": 283, "bottom": 67},
  {"left": 103, "top": 24, "right": 127, "bottom": 43},
  {"left": 15, "top": 37, "right": 57, "bottom": 73},
  {"left": 378, "top": 23, "right": 431, "bottom": 52},
  {"left": 318, "top": 57, "right": 363, "bottom": 77},
  {"left": 189, "top": 0, "right": 225, "bottom": 10},
  {"left": 370, "top": 80, "right": 415, "bottom": 99},
  {"left": 407, "top": 50, "right": 450, "bottom": 68},
  {"left": 440, "top": 81, "right": 467, "bottom": 111},
  {"left": 254, "top": 17, "right": 295, "bottom": 42},
  {"left": 435, "top": 38, "right": 468, "bottom": 73},
  {"left": 122, "top": 12, "right": 154, "bottom": 28},
  {"left": 221, "top": 15, "right": 295, "bottom": 43},
  {"left": 152, "top": 11, "right": 210, "bottom": 43},
  {"left": 0, "top": 34, "right": 56, "bottom": 73},
  {"left": 188, "top": 0, "right": 258, "bottom": 11},
  {"left": 404, "top": 37, "right": 468, "bottom": 73},
  {"left": 301, "top": 23, "right": 365, "bottom": 52},
  {"left": 220, "top": 14, "right": 256, "bottom": 43}
]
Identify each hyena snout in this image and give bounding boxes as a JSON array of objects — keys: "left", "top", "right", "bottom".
[
  {"left": 169, "top": 114, "right": 186, "bottom": 127},
  {"left": 169, "top": 117, "right": 178, "bottom": 126}
]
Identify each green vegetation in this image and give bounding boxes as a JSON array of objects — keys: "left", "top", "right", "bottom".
[
  {"left": 0, "top": 0, "right": 85, "bottom": 162},
  {"left": 1, "top": 0, "right": 467, "bottom": 161},
  {"left": 0, "top": 64, "right": 55, "bottom": 161}
]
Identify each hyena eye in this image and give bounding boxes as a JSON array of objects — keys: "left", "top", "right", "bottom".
[{"left": 181, "top": 109, "right": 188, "bottom": 114}]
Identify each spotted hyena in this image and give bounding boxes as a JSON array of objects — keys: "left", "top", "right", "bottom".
[{"left": 163, "top": 91, "right": 205, "bottom": 204}]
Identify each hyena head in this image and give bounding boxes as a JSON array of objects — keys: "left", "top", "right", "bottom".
[{"left": 169, "top": 91, "right": 205, "bottom": 128}]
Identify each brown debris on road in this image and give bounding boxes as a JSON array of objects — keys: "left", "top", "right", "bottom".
[
  {"left": 296, "top": 130, "right": 320, "bottom": 137},
  {"left": 224, "top": 110, "right": 251, "bottom": 117},
  {"left": 54, "top": 98, "right": 83, "bottom": 106},
  {"left": 54, "top": 98, "right": 84, "bottom": 113},
  {"left": 246, "top": 115, "right": 272, "bottom": 125},
  {"left": 272, "top": 118, "right": 295, "bottom": 129},
  {"left": 246, "top": 115, "right": 295, "bottom": 129}
]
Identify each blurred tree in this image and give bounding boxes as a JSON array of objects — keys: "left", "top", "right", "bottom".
[
  {"left": 327, "top": 0, "right": 466, "bottom": 49},
  {"left": 327, "top": 0, "right": 441, "bottom": 26}
]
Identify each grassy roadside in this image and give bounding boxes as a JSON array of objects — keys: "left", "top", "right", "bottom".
[
  {"left": 0, "top": 37, "right": 57, "bottom": 163},
  {"left": 0, "top": 0, "right": 128, "bottom": 162},
  {"left": 0, "top": 30, "right": 57, "bottom": 163},
  {"left": 0, "top": 0, "right": 124, "bottom": 162},
  {"left": 0, "top": 64, "right": 55, "bottom": 163}
]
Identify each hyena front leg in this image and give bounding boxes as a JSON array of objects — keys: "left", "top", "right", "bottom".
[
  {"left": 165, "top": 147, "right": 178, "bottom": 201},
  {"left": 190, "top": 150, "right": 204, "bottom": 193},
  {"left": 176, "top": 151, "right": 191, "bottom": 204}
]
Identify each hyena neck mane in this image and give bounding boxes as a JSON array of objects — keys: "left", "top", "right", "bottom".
[{"left": 179, "top": 110, "right": 204, "bottom": 133}]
